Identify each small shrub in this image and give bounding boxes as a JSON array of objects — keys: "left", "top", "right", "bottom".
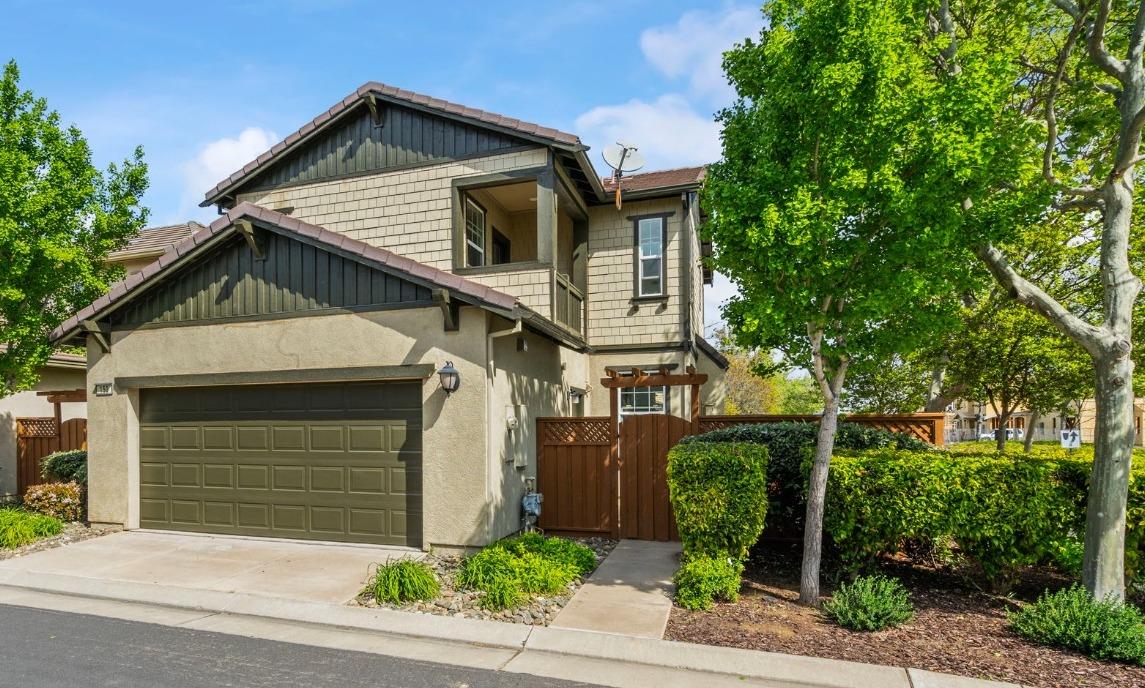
[
  {"left": 493, "top": 532, "right": 597, "bottom": 576},
  {"left": 23, "top": 482, "right": 84, "bottom": 522},
  {"left": 1009, "top": 585, "right": 1145, "bottom": 665},
  {"left": 673, "top": 555, "right": 743, "bottom": 611},
  {"left": 667, "top": 442, "right": 769, "bottom": 561},
  {"left": 370, "top": 559, "right": 439, "bottom": 604},
  {"left": 823, "top": 575, "right": 914, "bottom": 631},
  {"left": 0, "top": 508, "right": 63, "bottom": 548},
  {"left": 41, "top": 449, "right": 87, "bottom": 484},
  {"left": 457, "top": 534, "right": 587, "bottom": 610}
]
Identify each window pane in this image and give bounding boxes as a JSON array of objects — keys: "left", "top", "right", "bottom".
[
  {"left": 620, "top": 385, "right": 667, "bottom": 415},
  {"left": 641, "top": 277, "right": 662, "bottom": 296},
  {"left": 465, "top": 198, "right": 485, "bottom": 267}
]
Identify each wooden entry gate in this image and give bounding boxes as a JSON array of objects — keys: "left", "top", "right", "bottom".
[
  {"left": 537, "top": 366, "right": 707, "bottom": 541},
  {"left": 16, "top": 417, "right": 87, "bottom": 493}
]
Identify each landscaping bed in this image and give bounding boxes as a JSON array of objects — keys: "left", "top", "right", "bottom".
[
  {"left": 355, "top": 536, "right": 614, "bottom": 625},
  {"left": 665, "top": 542, "right": 1145, "bottom": 688},
  {"left": 0, "top": 521, "right": 103, "bottom": 560}
]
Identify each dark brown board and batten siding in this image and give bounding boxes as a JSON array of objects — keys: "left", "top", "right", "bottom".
[
  {"left": 241, "top": 103, "right": 533, "bottom": 193},
  {"left": 108, "top": 230, "right": 433, "bottom": 328}
]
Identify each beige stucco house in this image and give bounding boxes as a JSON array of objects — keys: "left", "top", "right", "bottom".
[
  {"left": 943, "top": 397, "right": 1145, "bottom": 446},
  {"left": 51, "top": 82, "right": 727, "bottom": 550}
]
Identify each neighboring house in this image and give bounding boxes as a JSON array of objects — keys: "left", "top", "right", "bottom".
[
  {"left": 0, "top": 223, "right": 199, "bottom": 499},
  {"left": 0, "top": 352, "right": 86, "bottom": 499},
  {"left": 50, "top": 82, "right": 728, "bottom": 550},
  {"left": 942, "top": 397, "right": 1145, "bottom": 446}
]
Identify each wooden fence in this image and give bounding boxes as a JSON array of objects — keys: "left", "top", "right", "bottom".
[
  {"left": 535, "top": 417, "right": 614, "bottom": 537},
  {"left": 697, "top": 413, "right": 946, "bottom": 447},
  {"left": 16, "top": 417, "right": 87, "bottom": 493}
]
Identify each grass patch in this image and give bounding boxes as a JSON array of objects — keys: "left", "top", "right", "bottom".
[
  {"left": 458, "top": 534, "right": 596, "bottom": 610},
  {"left": 370, "top": 559, "right": 440, "bottom": 604},
  {"left": 1009, "top": 585, "right": 1145, "bottom": 665},
  {"left": 823, "top": 575, "right": 915, "bottom": 631},
  {"left": 0, "top": 508, "right": 63, "bottom": 549}
]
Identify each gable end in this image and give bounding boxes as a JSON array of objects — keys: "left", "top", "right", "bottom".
[{"left": 107, "top": 228, "right": 434, "bottom": 328}]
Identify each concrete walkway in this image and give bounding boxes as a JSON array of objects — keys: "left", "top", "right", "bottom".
[
  {"left": 551, "top": 539, "right": 680, "bottom": 638},
  {"left": 0, "top": 530, "right": 417, "bottom": 604}
]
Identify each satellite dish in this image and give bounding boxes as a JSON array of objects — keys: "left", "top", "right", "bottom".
[{"left": 602, "top": 142, "right": 645, "bottom": 210}]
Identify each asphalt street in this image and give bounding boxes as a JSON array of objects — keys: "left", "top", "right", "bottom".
[{"left": 0, "top": 604, "right": 602, "bottom": 688}]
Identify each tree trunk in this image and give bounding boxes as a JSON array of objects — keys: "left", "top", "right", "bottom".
[
  {"left": 800, "top": 396, "right": 839, "bottom": 606},
  {"left": 1083, "top": 353, "right": 1136, "bottom": 600},
  {"left": 995, "top": 411, "right": 1010, "bottom": 452},
  {"left": 1024, "top": 409, "right": 1039, "bottom": 453}
]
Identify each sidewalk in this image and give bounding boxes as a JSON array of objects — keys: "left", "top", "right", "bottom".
[
  {"left": 551, "top": 539, "right": 679, "bottom": 638},
  {"left": 0, "top": 569, "right": 1017, "bottom": 688}
]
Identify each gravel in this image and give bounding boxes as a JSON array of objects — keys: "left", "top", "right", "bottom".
[
  {"left": 354, "top": 536, "right": 615, "bottom": 626},
  {"left": 0, "top": 521, "right": 106, "bottom": 561}
]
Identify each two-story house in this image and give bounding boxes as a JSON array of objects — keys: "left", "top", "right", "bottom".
[{"left": 50, "top": 82, "right": 728, "bottom": 550}]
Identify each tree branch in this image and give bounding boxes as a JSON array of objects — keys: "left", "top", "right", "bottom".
[
  {"left": 1086, "top": 0, "right": 1127, "bottom": 80},
  {"left": 973, "top": 243, "right": 1107, "bottom": 356}
]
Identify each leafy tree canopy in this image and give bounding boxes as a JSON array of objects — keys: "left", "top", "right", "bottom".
[{"left": 0, "top": 60, "right": 148, "bottom": 393}]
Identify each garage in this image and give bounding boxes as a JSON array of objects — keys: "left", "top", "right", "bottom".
[{"left": 138, "top": 380, "right": 422, "bottom": 547}]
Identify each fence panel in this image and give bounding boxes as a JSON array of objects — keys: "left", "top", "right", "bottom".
[
  {"left": 536, "top": 417, "right": 614, "bottom": 537},
  {"left": 16, "top": 417, "right": 87, "bottom": 493}
]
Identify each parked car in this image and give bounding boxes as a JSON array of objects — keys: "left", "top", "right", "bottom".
[{"left": 978, "top": 428, "right": 1024, "bottom": 441}]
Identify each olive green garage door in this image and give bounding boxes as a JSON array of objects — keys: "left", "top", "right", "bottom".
[{"left": 138, "top": 381, "right": 422, "bottom": 546}]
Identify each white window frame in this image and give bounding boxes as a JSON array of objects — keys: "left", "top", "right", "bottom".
[
  {"left": 636, "top": 216, "right": 665, "bottom": 297},
  {"left": 619, "top": 385, "right": 669, "bottom": 416},
  {"left": 465, "top": 197, "right": 486, "bottom": 267}
]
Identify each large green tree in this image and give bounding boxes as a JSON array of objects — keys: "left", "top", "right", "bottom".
[
  {"left": 704, "top": 0, "right": 1029, "bottom": 604},
  {"left": 0, "top": 61, "right": 148, "bottom": 393}
]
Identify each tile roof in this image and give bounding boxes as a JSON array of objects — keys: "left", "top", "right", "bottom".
[
  {"left": 202, "top": 81, "right": 584, "bottom": 206},
  {"left": 602, "top": 166, "right": 707, "bottom": 194},
  {"left": 51, "top": 203, "right": 521, "bottom": 343},
  {"left": 108, "top": 221, "right": 205, "bottom": 259}
]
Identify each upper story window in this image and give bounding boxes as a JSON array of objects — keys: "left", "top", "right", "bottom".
[
  {"left": 634, "top": 216, "right": 666, "bottom": 297},
  {"left": 465, "top": 197, "right": 486, "bottom": 267}
]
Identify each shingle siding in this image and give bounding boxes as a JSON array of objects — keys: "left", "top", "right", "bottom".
[
  {"left": 586, "top": 198, "right": 686, "bottom": 346},
  {"left": 237, "top": 148, "right": 548, "bottom": 272}
]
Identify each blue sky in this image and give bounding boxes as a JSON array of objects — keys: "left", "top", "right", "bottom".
[{"left": 2, "top": 0, "right": 761, "bottom": 332}]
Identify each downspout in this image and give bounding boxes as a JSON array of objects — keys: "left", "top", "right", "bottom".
[{"left": 486, "top": 316, "right": 523, "bottom": 542}]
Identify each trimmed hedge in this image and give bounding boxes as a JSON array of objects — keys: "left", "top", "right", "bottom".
[
  {"left": 680, "top": 422, "right": 930, "bottom": 527},
  {"left": 826, "top": 444, "right": 1145, "bottom": 584},
  {"left": 673, "top": 556, "right": 743, "bottom": 611},
  {"left": 667, "top": 442, "right": 769, "bottom": 561},
  {"left": 41, "top": 449, "right": 87, "bottom": 484}
]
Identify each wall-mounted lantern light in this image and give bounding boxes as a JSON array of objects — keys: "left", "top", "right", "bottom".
[{"left": 438, "top": 361, "right": 460, "bottom": 395}]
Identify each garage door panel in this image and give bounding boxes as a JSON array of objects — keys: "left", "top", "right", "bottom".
[{"left": 139, "top": 382, "right": 422, "bottom": 546}]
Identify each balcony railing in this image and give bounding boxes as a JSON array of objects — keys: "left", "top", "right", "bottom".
[{"left": 554, "top": 271, "right": 585, "bottom": 336}]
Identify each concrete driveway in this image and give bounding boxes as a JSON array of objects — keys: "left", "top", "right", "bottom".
[{"left": 0, "top": 530, "right": 418, "bottom": 604}]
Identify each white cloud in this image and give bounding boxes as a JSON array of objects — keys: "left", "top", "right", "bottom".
[
  {"left": 639, "top": 6, "right": 762, "bottom": 103},
  {"left": 575, "top": 94, "right": 721, "bottom": 173},
  {"left": 181, "top": 127, "right": 278, "bottom": 210}
]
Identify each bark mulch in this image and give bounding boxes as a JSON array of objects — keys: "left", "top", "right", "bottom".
[{"left": 665, "top": 543, "right": 1145, "bottom": 688}]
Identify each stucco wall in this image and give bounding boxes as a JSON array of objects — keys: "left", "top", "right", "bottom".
[
  {"left": 0, "top": 366, "right": 87, "bottom": 498},
  {"left": 486, "top": 320, "right": 586, "bottom": 540},
  {"left": 586, "top": 198, "right": 687, "bottom": 347},
  {"left": 85, "top": 306, "right": 495, "bottom": 549}
]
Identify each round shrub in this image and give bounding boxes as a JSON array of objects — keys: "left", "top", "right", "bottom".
[
  {"left": 0, "top": 508, "right": 63, "bottom": 549},
  {"left": 673, "top": 555, "right": 743, "bottom": 611},
  {"left": 1009, "top": 585, "right": 1145, "bottom": 665},
  {"left": 23, "top": 481, "right": 84, "bottom": 522},
  {"left": 823, "top": 575, "right": 914, "bottom": 631},
  {"left": 667, "top": 442, "right": 768, "bottom": 561},
  {"left": 371, "top": 559, "right": 439, "bottom": 604},
  {"left": 41, "top": 449, "right": 87, "bottom": 484}
]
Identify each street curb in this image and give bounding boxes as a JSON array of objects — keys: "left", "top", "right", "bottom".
[{"left": 0, "top": 571, "right": 1019, "bottom": 688}]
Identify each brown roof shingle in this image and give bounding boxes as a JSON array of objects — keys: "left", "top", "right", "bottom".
[
  {"left": 602, "top": 166, "right": 707, "bottom": 194},
  {"left": 201, "top": 82, "right": 584, "bottom": 206},
  {"left": 51, "top": 203, "right": 521, "bottom": 343},
  {"left": 108, "top": 221, "right": 205, "bottom": 259}
]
